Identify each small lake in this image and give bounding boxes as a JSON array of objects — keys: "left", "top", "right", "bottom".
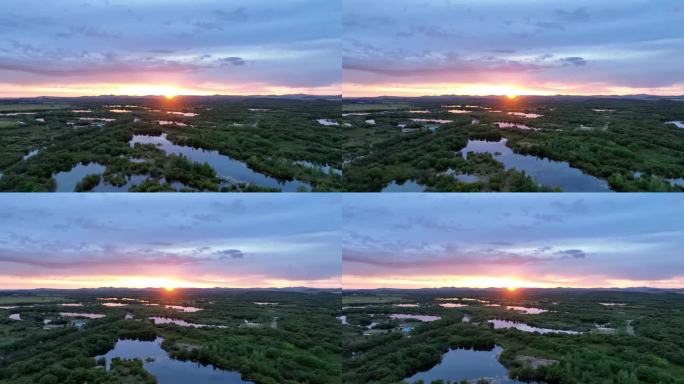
[
  {"left": 293, "top": 160, "right": 342, "bottom": 175},
  {"left": 382, "top": 180, "right": 425, "bottom": 192},
  {"left": 149, "top": 316, "right": 226, "bottom": 328},
  {"left": 461, "top": 139, "right": 611, "bottom": 192},
  {"left": 337, "top": 315, "right": 348, "bottom": 325},
  {"left": 440, "top": 303, "right": 468, "bottom": 308},
  {"left": 60, "top": 312, "right": 106, "bottom": 319},
  {"left": 317, "top": 119, "right": 339, "bottom": 126},
  {"left": 9, "top": 314, "right": 21, "bottom": 320},
  {"left": 168, "top": 112, "right": 198, "bottom": 117},
  {"left": 495, "top": 122, "right": 539, "bottom": 131},
  {"left": 508, "top": 112, "right": 542, "bottom": 118},
  {"left": 411, "top": 118, "right": 453, "bottom": 124},
  {"left": 488, "top": 319, "right": 580, "bottom": 334},
  {"left": 59, "top": 303, "right": 83, "bottom": 307},
  {"left": 394, "top": 304, "right": 419, "bottom": 308},
  {"left": 506, "top": 306, "right": 548, "bottom": 314},
  {"left": 404, "top": 346, "right": 526, "bottom": 384},
  {"left": 22, "top": 149, "right": 40, "bottom": 160},
  {"left": 54, "top": 163, "right": 106, "bottom": 192},
  {"left": 97, "top": 338, "right": 253, "bottom": 384},
  {"left": 130, "top": 134, "right": 310, "bottom": 191},
  {"left": 166, "top": 305, "right": 202, "bottom": 313},
  {"left": 390, "top": 314, "right": 441, "bottom": 322},
  {"left": 447, "top": 109, "right": 470, "bottom": 114},
  {"left": 102, "top": 303, "right": 128, "bottom": 307},
  {"left": 665, "top": 121, "right": 684, "bottom": 129}
]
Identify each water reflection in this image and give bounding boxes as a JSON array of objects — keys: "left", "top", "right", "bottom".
[
  {"left": 54, "top": 163, "right": 106, "bottom": 192},
  {"left": 462, "top": 139, "right": 611, "bottom": 192},
  {"left": 60, "top": 312, "right": 106, "bottom": 319},
  {"left": 97, "top": 338, "right": 253, "bottom": 384},
  {"left": 382, "top": 180, "right": 425, "bottom": 192},
  {"left": 129, "top": 134, "right": 310, "bottom": 191},
  {"left": 149, "top": 316, "right": 226, "bottom": 328},
  {"left": 506, "top": 306, "right": 548, "bottom": 314},
  {"left": 488, "top": 319, "right": 580, "bottom": 334},
  {"left": 405, "top": 346, "right": 526, "bottom": 384},
  {"left": 389, "top": 314, "right": 441, "bottom": 322}
]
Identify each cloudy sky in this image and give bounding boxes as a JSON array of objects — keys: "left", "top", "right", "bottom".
[
  {"left": 343, "top": 194, "right": 684, "bottom": 289},
  {"left": 0, "top": 0, "right": 340, "bottom": 97},
  {"left": 343, "top": 0, "right": 684, "bottom": 96},
  {"left": 0, "top": 194, "right": 341, "bottom": 289}
]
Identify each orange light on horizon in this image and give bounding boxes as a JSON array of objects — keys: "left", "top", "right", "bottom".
[
  {"left": 164, "top": 94, "right": 175, "bottom": 100},
  {"left": 164, "top": 287, "right": 175, "bottom": 292},
  {"left": 506, "top": 94, "right": 518, "bottom": 100}
]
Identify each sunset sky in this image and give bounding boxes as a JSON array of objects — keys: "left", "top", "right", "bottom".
[
  {"left": 343, "top": 0, "right": 684, "bottom": 97},
  {"left": 0, "top": 0, "right": 340, "bottom": 97},
  {"left": 342, "top": 194, "right": 684, "bottom": 289},
  {"left": 0, "top": 194, "right": 341, "bottom": 289}
]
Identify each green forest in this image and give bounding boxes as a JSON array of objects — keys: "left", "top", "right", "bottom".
[
  {"left": 341, "top": 288, "right": 684, "bottom": 384},
  {"left": 0, "top": 97, "right": 343, "bottom": 192},
  {"left": 341, "top": 96, "right": 684, "bottom": 192},
  {"left": 0, "top": 288, "right": 342, "bottom": 384}
]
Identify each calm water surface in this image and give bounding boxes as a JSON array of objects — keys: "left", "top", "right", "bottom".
[
  {"left": 98, "top": 338, "right": 253, "bottom": 384},
  {"left": 382, "top": 180, "right": 425, "bottom": 192},
  {"left": 405, "top": 346, "right": 527, "bottom": 384},
  {"left": 489, "top": 319, "right": 580, "bottom": 334},
  {"left": 130, "top": 134, "right": 310, "bottom": 191},
  {"left": 462, "top": 139, "right": 611, "bottom": 192}
]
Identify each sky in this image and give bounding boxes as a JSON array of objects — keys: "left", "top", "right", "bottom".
[
  {"left": 0, "top": 194, "right": 341, "bottom": 289},
  {"left": 0, "top": 0, "right": 340, "bottom": 97},
  {"left": 342, "top": 194, "right": 684, "bottom": 289},
  {"left": 343, "top": 0, "right": 684, "bottom": 97}
]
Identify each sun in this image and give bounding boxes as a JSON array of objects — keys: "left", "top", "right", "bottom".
[
  {"left": 164, "top": 287, "right": 175, "bottom": 292},
  {"left": 506, "top": 286, "right": 518, "bottom": 292},
  {"left": 506, "top": 94, "right": 518, "bottom": 100},
  {"left": 164, "top": 94, "right": 175, "bottom": 100}
]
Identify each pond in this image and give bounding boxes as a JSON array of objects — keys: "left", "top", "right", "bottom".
[
  {"left": 293, "top": 160, "right": 342, "bottom": 175},
  {"left": 54, "top": 163, "right": 106, "bottom": 192},
  {"left": 165, "top": 305, "right": 202, "bottom": 312},
  {"left": 337, "top": 315, "right": 348, "bottom": 325},
  {"left": 508, "top": 112, "right": 543, "bottom": 118},
  {"left": 440, "top": 303, "right": 468, "bottom": 308},
  {"left": 440, "top": 169, "right": 480, "bottom": 183},
  {"left": 665, "top": 121, "right": 684, "bottom": 129},
  {"left": 102, "top": 303, "right": 128, "bottom": 307},
  {"left": 92, "top": 174, "right": 149, "bottom": 192},
  {"left": 168, "top": 112, "right": 198, "bottom": 117},
  {"left": 382, "top": 180, "right": 425, "bottom": 192},
  {"left": 60, "top": 303, "right": 83, "bottom": 307},
  {"left": 97, "top": 338, "right": 254, "bottom": 384},
  {"left": 129, "top": 134, "right": 310, "bottom": 191},
  {"left": 9, "top": 314, "right": 21, "bottom": 320},
  {"left": 317, "top": 119, "right": 339, "bottom": 126},
  {"left": 495, "top": 122, "right": 539, "bottom": 131},
  {"left": 60, "top": 312, "right": 106, "bottom": 319},
  {"left": 389, "top": 314, "right": 441, "bottom": 322},
  {"left": 506, "top": 306, "right": 548, "bottom": 314},
  {"left": 488, "top": 319, "right": 580, "bottom": 334},
  {"left": 393, "top": 304, "right": 419, "bottom": 308},
  {"left": 22, "top": 149, "right": 40, "bottom": 160},
  {"left": 411, "top": 118, "right": 453, "bottom": 124},
  {"left": 461, "top": 139, "right": 611, "bottom": 192},
  {"left": 149, "top": 316, "right": 226, "bottom": 328},
  {"left": 447, "top": 109, "right": 470, "bottom": 114},
  {"left": 404, "top": 346, "right": 527, "bottom": 384}
]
